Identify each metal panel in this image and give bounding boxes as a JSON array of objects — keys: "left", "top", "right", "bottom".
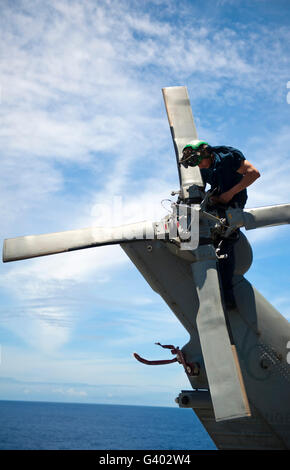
[
  {"left": 192, "top": 245, "right": 251, "bottom": 422},
  {"left": 194, "top": 405, "right": 286, "bottom": 450},
  {"left": 177, "top": 391, "right": 286, "bottom": 449},
  {"left": 121, "top": 240, "right": 201, "bottom": 338},
  {"left": 230, "top": 278, "right": 290, "bottom": 448}
]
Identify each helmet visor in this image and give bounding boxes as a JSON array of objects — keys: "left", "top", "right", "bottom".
[{"left": 181, "top": 147, "right": 203, "bottom": 167}]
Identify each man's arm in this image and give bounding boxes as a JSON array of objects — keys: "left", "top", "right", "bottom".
[{"left": 212, "top": 160, "right": 260, "bottom": 205}]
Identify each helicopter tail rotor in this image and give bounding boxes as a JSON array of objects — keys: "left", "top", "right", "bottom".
[
  {"left": 243, "top": 204, "right": 290, "bottom": 230},
  {"left": 2, "top": 221, "right": 159, "bottom": 263}
]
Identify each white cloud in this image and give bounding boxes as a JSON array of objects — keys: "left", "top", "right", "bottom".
[
  {"left": 1, "top": 0, "right": 289, "bottom": 169},
  {"left": 52, "top": 387, "right": 88, "bottom": 397}
]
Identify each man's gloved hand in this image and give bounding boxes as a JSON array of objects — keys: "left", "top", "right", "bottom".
[{"left": 210, "top": 190, "right": 234, "bottom": 205}]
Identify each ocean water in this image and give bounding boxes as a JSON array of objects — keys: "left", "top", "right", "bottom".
[{"left": 0, "top": 400, "right": 216, "bottom": 450}]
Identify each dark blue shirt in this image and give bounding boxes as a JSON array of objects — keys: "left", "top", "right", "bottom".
[{"left": 200, "top": 146, "right": 247, "bottom": 208}]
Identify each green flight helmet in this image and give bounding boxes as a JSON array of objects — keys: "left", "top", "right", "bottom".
[{"left": 181, "top": 140, "right": 209, "bottom": 167}]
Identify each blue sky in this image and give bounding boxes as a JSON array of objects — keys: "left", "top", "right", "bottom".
[{"left": 0, "top": 0, "right": 290, "bottom": 407}]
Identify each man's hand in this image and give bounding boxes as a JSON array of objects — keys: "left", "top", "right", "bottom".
[{"left": 210, "top": 190, "right": 234, "bottom": 205}]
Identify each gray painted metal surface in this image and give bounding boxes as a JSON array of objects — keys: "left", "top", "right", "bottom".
[
  {"left": 2, "top": 221, "right": 157, "bottom": 262},
  {"left": 192, "top": 245, "right": 251, "bottom": 422},
  {"left": 225, "top": 205, "right": 290, "bottom": 232},
  {"left": 162, "top": 86, "right": 204, "bottom": 199},
  {"left": 243, "top": 204, "right": 290, "bottom": 229}
]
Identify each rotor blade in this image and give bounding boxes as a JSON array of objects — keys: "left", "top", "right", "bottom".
[
  {"left": 3, "top": 221, "right": 157, "bottom": 262},
  {"left": 191, "top": 245, "right": 251, "bottom": 422},
  {"left": 162, "top": 86, "right": 204, "bottom": 198},
  {"left": 243, "top": 203, "right": 290, "bottom": 230}
]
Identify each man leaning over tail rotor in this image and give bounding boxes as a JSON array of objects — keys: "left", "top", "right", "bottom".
[{"left": 180, "top": 140, "right": 260, "bottom": 309}]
